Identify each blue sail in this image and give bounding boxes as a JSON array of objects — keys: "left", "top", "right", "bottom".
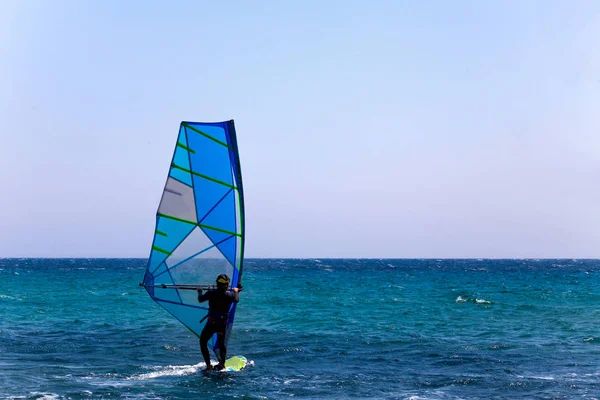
[{"left": 142, "top": 120, "right": 245, "bottom": 357}]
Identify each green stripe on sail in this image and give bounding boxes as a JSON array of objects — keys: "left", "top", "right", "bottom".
[
  {"left": 199, "top": 223, "right": 241, "bottom": 237},
  {"left": 176, "top": 142, "right": 196, "bottom": 154},
  {"left": 171, "top": 163, "right": 237, "bottom": 190},
  {"left": 182, "top": 123, "right": 232, "bottom": 149},
  {"left": 156, "top": 230, "right": 168, "bottom": 237},
  {"left": 157, "top": 213, "right": 241, "bottom": 237},
  {"left": 152, "top": 245, "right": 171, "bottom": 255},
  {"left": 157, "top": 213, "right": 196, "bottom": 226}
]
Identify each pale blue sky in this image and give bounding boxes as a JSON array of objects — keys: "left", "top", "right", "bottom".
[{"left": 1, "top": 0, "right": 599, "bottom": 258}]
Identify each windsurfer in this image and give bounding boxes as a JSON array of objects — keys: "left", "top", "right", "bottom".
[{"left": 197, "top": 274, "right": 240, "bottom": 371}]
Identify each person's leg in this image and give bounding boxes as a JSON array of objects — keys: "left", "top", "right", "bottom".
[
  {"left": 200, "top": 323, "right": 215, "bottom": 371},
  {"left": 214, "top": 324, "right": 227, "bottom": 370},
  {"left": 217, "top": 329, "right": 227, "bottom": 365}
]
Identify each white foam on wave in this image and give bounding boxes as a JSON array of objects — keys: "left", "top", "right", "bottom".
[
  {"left": 456, "top": 296, "right": 492, "bottom": 304},
  {"left": 406, "top": 390, "right": 448, "bottom": 400},
  {"left": 29, "top": 393, "right": 60, "bottom": 400},
  {"left": 532, "top": 375, "right": 555, "bottom": 381},
  {"left": 128, "top": 360, "right": 253, "bottom": 380},
  {"left": 516, "top": 373, "right": 556, "bottom": 381},
  {"left": 0, "top": 294, "right": 18, "bottom": 300},
  {"left": 128, "top": 363, "right": 204, "bottom": 380}
]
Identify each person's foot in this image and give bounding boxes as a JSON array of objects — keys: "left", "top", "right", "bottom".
[
  {"left": 204, "top": 364, "right": 213, "bottom": 372},
  {"left": 214, "top": 363, "right": 225, "bottom": 371}
]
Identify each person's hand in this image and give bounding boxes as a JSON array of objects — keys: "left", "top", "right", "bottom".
[
  {"left": 197, "top": 288, "right": 203, "bottom": 295},
  {"left": 232, "top": 287, "right": 239, "bottom": 294}
]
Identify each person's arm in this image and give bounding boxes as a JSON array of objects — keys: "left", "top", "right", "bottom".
[
  {"left": 198, "top": 289, "right": 210, "bottom": 303},
  {"left": 230, "top": 287, "right": 240, "bottom": 303}
]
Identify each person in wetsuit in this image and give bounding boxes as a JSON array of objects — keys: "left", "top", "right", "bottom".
[{"left": 197, "top": 274, "right": 240, "bottom": 371}]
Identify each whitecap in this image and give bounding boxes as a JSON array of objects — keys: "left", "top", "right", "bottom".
[
  {"left": 456, "top": 296, "right": 467, "bottom": 303},
  {"left": 127, "top": 363, "right": 204, "bottom": 380},
  {"left": 29, "top": 393, "right": 60, "bottom": 400},
  {"left": 475, "top": 298, "right": 491, "bottom": 304}
]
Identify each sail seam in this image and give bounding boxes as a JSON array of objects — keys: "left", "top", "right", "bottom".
[
  {"left": 171, "top": 163, "right": 237, "bottom": 189},
  {"left": 176, "top": 142, "right": 196, "bottom": 154},
  {"left": 157, "top": 212, "right": 241, "bottom": 237},
  {"left": 152, "top": 245, "right": 171, "bottom": 255}
]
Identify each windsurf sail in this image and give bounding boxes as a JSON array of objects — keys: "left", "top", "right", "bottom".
[{"left": 141, "top": 120, "right": 245, "bottom": 357}]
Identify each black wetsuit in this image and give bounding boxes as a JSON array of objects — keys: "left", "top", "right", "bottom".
[{"left": 198, "top": 288, "right": 239, "bottom": 366}]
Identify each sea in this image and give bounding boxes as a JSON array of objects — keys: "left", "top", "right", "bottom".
[{"left": 0, "top": 258, "right": 599, "bottom": 399}]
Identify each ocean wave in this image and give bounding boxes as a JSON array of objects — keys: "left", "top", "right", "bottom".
[
  {"left": 530, "top": 375, "right": 555, "bottom": 380},
  {"left": 406, "top": 390, "right": 449, "bottom": 400},
  {"left": 127, "top": 360, "right": 253, "bottom": 380},
  {"left": 8, "top": 393, "right": 62, "bottom": 400},
  {"left": 128, "top": 363, "right": 203, "bottom": 380},
  {"left": 456, "top": 296, "right": 492, "bottom": 304}
]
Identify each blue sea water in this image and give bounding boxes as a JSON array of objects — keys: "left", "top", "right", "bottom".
[{"left": 1, "top": 259, "right": 599, "bottom": 399}]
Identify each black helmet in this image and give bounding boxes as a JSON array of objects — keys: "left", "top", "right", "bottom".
[{"left": 216, "top": 274, "right": 230, "bottom": 285}]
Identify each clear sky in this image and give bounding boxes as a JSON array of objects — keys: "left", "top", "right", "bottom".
[{"left": 1, "top": 0, "right": 599, "bottom": 258}]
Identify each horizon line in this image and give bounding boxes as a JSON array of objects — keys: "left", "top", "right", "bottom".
[{"left": 1, "top": 257, "right": 599, "bottom": 261}]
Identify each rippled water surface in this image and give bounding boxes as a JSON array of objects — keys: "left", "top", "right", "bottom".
[{"left": 1, "top": 258, "right": 599, "bottom": 399}]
